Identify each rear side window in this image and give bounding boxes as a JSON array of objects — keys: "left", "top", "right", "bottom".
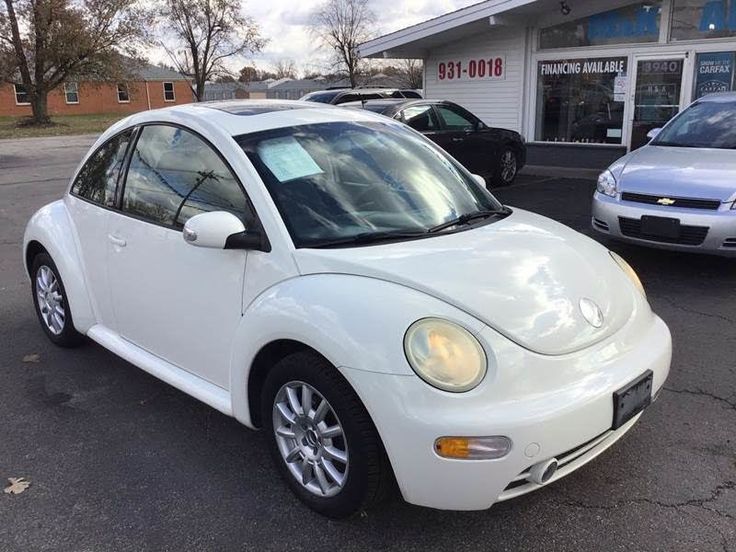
[
  {"left": 437, "top": 105, "right": 477, "bottom": 131},
  {"left": 121, "top": 125, "right": 253, "bottom": 228},
  {"left": 400, "top": 105, "right": 439, "bottom": 132},
  {"left": 71, "top": 130, "right": 133, "bottom": 207}
]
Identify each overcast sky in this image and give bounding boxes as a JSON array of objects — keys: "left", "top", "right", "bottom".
[{"left": 149, "top": 0, "right": 477, "bottom": 74}]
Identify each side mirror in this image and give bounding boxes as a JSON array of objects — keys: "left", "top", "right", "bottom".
[
  {"left": 183, "top": 211, "right": 259, "bottom": 250},
  {"left": 472, "top": 173, "right": 488, "bottom": 189},
  {"left": 646, "top": 127, "right": 662, "bottom": 140}
]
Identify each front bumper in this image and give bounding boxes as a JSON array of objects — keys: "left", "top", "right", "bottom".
[
  {"left": 592, "top": 192, "right": 736, "bottom": 256},
  {"left": 340, "top": 311, "right": 671, "bottom": 511}
]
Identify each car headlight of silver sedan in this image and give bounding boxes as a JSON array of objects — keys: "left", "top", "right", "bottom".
[
  {"left": 404, "top": 318, "right": 487, "bottom": 392},
  {"left": 596, "top": 170, "right": 618, "bottom": 197}
]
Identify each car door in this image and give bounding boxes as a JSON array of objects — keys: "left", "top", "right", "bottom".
[
  {"left": 434, "top": 104, "right": 500, "bottom": 175},
  {"left": 66, "top": 129, "right": 134, "bottom": 327},
  {"left": 106, "top": 124, "right": 257, "bottom": 389}
]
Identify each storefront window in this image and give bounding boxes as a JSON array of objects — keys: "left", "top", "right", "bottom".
[
  {"left": 672, "top": 0, "right": 736, "bottom": 40},
  {"left": 539, "top": 3, "right": 661, "bottom": 49},
  {"left": 694, "top": 51, "right": 736, "bottom": 98},
  {"left": 536, "top": 57, "right": 628, "bottom": 144}
]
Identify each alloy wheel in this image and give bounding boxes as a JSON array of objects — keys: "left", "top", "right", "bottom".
[
  {"left": 272, "top": 381, "right": 349, "bottom": 498},
  {"left": 500, "top": 150, "right": 517, "bottom": 184},
  {"left": 36, "top": 265, "right": 65, "bottom": 335}
]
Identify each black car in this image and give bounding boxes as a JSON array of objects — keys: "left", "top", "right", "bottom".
[
  {"left": 300, "top": 88, "right": 423, "bottom": 105},
  {"left": 346, "top": 99, "right": 526, "bottom": 186}
]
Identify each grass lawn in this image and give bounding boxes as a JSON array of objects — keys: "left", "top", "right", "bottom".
[{"left": 0, "top": 113, "right": 124, "bottom": 140}]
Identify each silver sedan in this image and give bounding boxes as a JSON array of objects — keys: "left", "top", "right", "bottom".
[{"left": 592, "top": 93, "right": 736, "bottom": 256}]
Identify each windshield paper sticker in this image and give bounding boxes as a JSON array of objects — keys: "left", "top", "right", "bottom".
[{"left": 258, "top": 137, "right": 323, "bottom": 182}]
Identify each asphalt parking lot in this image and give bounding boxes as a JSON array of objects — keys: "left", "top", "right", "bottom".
[{"left": 1, "top": 135, "right": 735, "bottom": 552}]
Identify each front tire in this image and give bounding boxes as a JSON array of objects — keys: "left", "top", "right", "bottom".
[
  {"left": 261, "top": 351, "right": 393, "bottom": 518},
  {"left": 493, "top": 148, "right": 518, "bottom": 186},
  {"left": 30, "top": 253, "right": 84, "bottom": 347}
]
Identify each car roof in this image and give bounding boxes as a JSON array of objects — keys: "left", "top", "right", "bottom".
[
  {"left": 343, "top": 98, "right": 453, "bottom": 114},
  {"left": 99, "top": 100, "right": 395, "bottom": 141}
]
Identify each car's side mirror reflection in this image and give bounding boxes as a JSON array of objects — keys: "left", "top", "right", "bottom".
[
  {"left": 646, "top": 127, "right": 662, "bottom": 140},
  {"left": 183, "top": 211, "right": 269, "bottom": 251},
  {"left": 472, "top": 173, "right": 488, "bottom": 189}
]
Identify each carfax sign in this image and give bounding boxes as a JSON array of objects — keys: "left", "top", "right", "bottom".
[{"left": 695, "top": 51, "right": 734, "bottom": 98}]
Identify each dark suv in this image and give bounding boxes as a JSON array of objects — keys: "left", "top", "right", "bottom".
[
  {"left": 346, "top": 99, "right": 526, "bottom": 186},
  {"left": 300, "top": 88, "right": 422, "bottom": 105}
]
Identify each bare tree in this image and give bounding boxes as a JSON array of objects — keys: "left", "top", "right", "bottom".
[
  {"left": 310, "top": 0, "right": 376, "bottom": 88},
  {"left": 0, "top": 0, "right": 147, "bottom": 124},
  {"left": 400, "top": 59, "right": 423, "bottom": 89},
  {"left": 272, "top": 58, "right": 297, "bottom": 79},
  {"left": 156, "top": 0, "right": 265, "bottom": 101}
]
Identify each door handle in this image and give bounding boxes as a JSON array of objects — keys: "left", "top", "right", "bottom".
[{"left": 108, "top": 234, "right": 127, "bottom": 247}]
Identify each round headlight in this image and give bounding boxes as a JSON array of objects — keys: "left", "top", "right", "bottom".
[
  {"left": 404, "top": 318, "right": 487, "bottom": 392},
  {"left": 610, "top": 251, "right": 646, "bottom": 297},
  {"left": 596, "top": 170, "right": 617, "bottom": 197}
]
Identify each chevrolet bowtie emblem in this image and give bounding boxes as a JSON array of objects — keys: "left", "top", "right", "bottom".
[{"left": 657, "top": 197, "right": 676, "bottom": 206}]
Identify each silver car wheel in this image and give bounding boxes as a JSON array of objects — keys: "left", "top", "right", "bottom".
[
  {"left": 500, "top": 150, "right": 517, "bottom": 183},
  {"left": 272, "top": 381, "right": 349, "bottom": 498},
  {"left": 36, "top": 265, "right": 65, "bottom": 336}
]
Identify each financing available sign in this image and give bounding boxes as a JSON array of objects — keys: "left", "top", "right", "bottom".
[
  {"left": 539, "top": 58, "right": 626, "bottom": 76},
  {"left": 695, "top": 51, "right": 735, "bottom": 98}
]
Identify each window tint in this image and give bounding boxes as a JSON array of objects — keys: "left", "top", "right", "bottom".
[
  {"left": 437, "top": 105, "right": 476, "bottom": 130},
  {"left": 122, "top": 125, "right": 251, "bottom": 228},
  {"left": 71, "top": 130, "right": 133, "bottom": 206},
  {"left": 400, "top": 105, "right": 439, "bottom": 132}
]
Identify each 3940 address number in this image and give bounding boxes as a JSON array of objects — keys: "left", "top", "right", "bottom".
[{"left": 438, "top": 57, "right": 506, "bottom": 81}]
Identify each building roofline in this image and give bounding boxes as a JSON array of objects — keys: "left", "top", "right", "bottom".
[{"left": 358, "top": 0, "right": 536, "bottom": 57}]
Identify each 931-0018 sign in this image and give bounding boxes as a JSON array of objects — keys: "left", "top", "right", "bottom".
[{"left": 437, "top": 56, "right": 506, "bottom": 81}]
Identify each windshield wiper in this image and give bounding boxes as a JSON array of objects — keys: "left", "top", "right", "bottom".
[
  {"left": 306, "top": 229, "right": 430, "bottom": 249},
  {"left": 428, "top": 208, "right": 508, "bottom": 233}
]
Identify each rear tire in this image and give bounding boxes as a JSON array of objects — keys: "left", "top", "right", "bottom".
[
  {"left": 492, "top": 148, "right": 518, "bottom": 186},
  {"left": 261, "top": 351, "right": 393, "bottom": 518},
  {"left": 30, "top": 253, "right": 84, "bottom": 348}
]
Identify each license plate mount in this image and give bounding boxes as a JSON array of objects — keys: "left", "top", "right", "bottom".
[
  {"left": 612, "top": 370, "right": 653, "bottom": 430},
  {"left": 640, "top": 216, "right": 680, "bottom": 239}
]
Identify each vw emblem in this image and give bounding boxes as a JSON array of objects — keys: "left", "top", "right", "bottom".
[{"left": 579, "top": 298, "right": 604, "bottom": 328}]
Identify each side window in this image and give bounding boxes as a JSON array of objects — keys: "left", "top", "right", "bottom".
[
  {"left": 163, "top": 82, "right": 175, "bottom": 102},
  {"left": 436, "top": 105, "right": 477, "bottom": 131},
  {"left": 400, "top": 105, "right": 439, "bottom": 132},
  {"left": 121, "top": 125, "right": 253, "bottom": 229},
  {"left": 71, "top": 130, "right": 133, "bottom": 206}
]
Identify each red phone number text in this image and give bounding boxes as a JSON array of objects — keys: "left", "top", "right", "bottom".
[{"left": 438, "top": 58, "right": 505, "bottom": 80}]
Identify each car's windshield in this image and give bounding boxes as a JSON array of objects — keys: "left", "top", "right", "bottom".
[
  {"left": 653, "top": 100, "right": 736, "bottom": 148},
  {"left": 237, "top": 121, "right": 503, "bottom": 247}
]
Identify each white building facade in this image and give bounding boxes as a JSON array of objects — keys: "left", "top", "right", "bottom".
[{"left": 360, "top": 0, "right": 736, "bottom": 168}]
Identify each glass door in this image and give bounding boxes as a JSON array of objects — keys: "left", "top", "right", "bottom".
[{"left": 629, "top": 57, "right": 685, "bottom": 150}]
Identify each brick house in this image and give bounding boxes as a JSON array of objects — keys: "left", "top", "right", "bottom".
[{"left": 0, "top": 62, "right": 193, "bottom": 118}]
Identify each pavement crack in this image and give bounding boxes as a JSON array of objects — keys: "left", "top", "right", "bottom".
[
  {"left": 658, "top": 295, "right": 736, "bottom": 325},
  {"left": 556, "top": 481, "right": 736, "bottom": 522},
  {"left": 663, "top": 387, "right": 736, "bottom": 412}
]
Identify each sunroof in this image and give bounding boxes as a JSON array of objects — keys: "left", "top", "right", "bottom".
[{"left": 202, "top": 101, "right": 315, "bottom": 116}]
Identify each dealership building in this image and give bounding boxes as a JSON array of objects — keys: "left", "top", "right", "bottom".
[{"left": 360, "top": 0, "right": 736, "bottom": 169}]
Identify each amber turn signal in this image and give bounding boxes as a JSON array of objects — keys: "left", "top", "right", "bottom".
[{"left": 434, "top": 436, "right": 512, "bottom": 460}]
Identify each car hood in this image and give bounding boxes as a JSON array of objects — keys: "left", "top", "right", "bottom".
[
  {"left": 619, "top": 145, "right": 736, "bottom": 201},
  {"left": 293, "top": 209, "right": 636, "bottom": 356}
]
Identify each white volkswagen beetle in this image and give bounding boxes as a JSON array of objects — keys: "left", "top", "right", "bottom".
[{"left": 23, "top": 101, "right": 671, "bottom": 518}]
